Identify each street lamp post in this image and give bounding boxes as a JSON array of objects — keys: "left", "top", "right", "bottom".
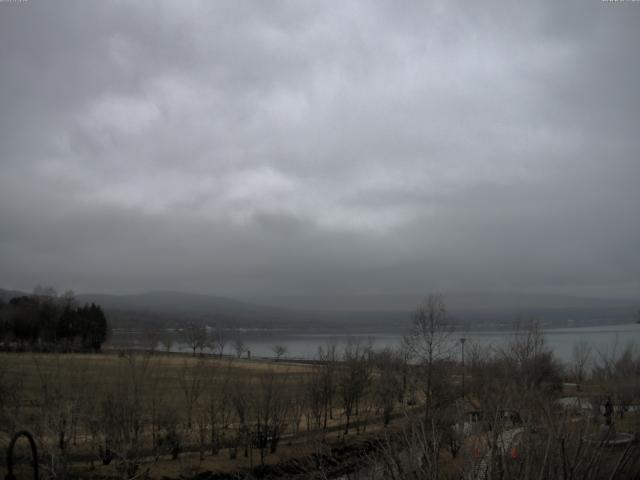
[{"left": 460, "top": 337, "right": 466, "bottom": 400}]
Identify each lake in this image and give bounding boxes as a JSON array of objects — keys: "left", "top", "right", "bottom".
[{"left": 167, "top": 322, "right": 640, "bottom": 364}]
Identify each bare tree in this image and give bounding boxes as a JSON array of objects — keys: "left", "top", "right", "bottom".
[
  {"left": 204, "top": 360, "right": 233, "bottom": 456},
  {"left": 250, "top": 369, "right": 292, "bottom": 465},
  {"left": 371, "top": 389, "right": 640, "bottom": 480},
  {"left": 157, "top": 408, "right": 182, "bottom": 460},
  {"left": 371, "top": 416, "right": 445, "bottom": 480},
  {"left": 229, "top": 373, "right": 250, "bottom": 460},
  {"left": 317, "top": 340, "right": 338, "bottom": 429},
  {"left": 338, "top": 338, "right": 372, "bottom": 434},
  {"left": 289, "top": 377, "right": 307, "bottom": 434},
  {"left": 396, "top": 338, "right": 414, "bottom": 404},
  {"left": 232, "top": 337, "right": 247, "bottom": 358},
  {"left": 373, "top": 348, "right": 402, "bottom": 426},
  {"left": 99, "top": 352, "right": 151, "bottom": 479},
  {"left": 145, "top": 356, "right": 168, "bottom": 460},
  {"left": 503, "top": 321, "right": 562, "bottom": 394},
  {"left": 160, "top": 329, "right": 174, "bottom": 353},
  {"left": 369, "top": 328, "right": 640, "bottom": 480},
  {"left": 406, "top": 294, "right": 453, "bottom": 419},
  {"left": 593, "top": 341, "right": 640, "bottom": 421},
  {"left": 179, "top": 358, "right": 207, "bottom": 429},
  {"left": 209, "top": 326, "right": 227, "bottom": 357},
  {"left": 572, "top": 340, "right": 592, "bottom": 391},
  {"left": 272, "top": 344, "right": 287, "bottom": 361},
  {"left": 306, "top": 368, "right": 325, "bottom": 430},
  {"left": 184, "top": 322, "right": 207, "bottom": 356},
  {"left": 33, "top": 354, "right": 90, "bottom": 478}
]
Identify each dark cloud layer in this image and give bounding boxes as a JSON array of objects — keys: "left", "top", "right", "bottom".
[{"left": 1, "top": 0, "right": 639, "bottom": 302}]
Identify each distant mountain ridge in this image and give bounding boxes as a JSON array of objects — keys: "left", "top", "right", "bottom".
[
  {"left": 248, "top": 291, "right": 638, "bottom": 312},
  {"left": 1, "top": 288, "right": 637, "bottom": 331},
  {"left": 75, "top": 290, "right": 318, "bottom": 330},
  {"left": 76, "top": 290, "right": 285, "bottom": 317},
  {"left": 0, "top": 288, "right": 25, "bottom": 302}
]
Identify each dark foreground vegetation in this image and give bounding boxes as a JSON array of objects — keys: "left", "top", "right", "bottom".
[{"left": 0, "top": 294, "right": 639, "bottom": 479}]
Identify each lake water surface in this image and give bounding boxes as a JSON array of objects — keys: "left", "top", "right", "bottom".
[{"left": 171, "top": 323, "right": 640, "bottom": 364}]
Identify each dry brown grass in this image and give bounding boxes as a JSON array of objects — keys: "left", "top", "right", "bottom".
[
  {"left": 0, "top": 352, "right": 320, "bottom": 474},
  {"left": 0, "top": 351, "right": 390, "bottom": 479},
  {"left": 0, "top": 351, "right": 311, "bottom": 401}
]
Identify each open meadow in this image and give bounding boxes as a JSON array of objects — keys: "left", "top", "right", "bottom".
[{"left": 0, "top": 345, "right": 416, "bottom": 479}]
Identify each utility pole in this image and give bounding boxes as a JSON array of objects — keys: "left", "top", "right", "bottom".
[{"left": 460, "top": 337, "right": 466, "bottom": 400}]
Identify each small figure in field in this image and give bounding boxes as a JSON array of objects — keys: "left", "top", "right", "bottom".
[{"left": 604, "top": 397, "right": 613, "bottom": 426}]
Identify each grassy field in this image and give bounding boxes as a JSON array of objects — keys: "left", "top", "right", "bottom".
[
  {"left": 0, "top": 350, "right": 313, "bottom": 410},
  {"left": 0, "top": 350, "right": 397, "bottom": 479},
  {"left": 2, "top": 348, "right": 639, "bottom": 479}
]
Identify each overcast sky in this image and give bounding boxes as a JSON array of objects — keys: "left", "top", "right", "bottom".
[{"left": 1, "top": 1, "right": 639, "bottom": 302}]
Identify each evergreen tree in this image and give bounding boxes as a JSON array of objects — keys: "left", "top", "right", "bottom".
[{"left": 3, "top": 291, "right": 110, "bottom": 352}]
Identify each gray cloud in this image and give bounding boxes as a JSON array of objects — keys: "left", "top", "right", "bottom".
[{"left": 1, "top": 0, "right": 639, "bottom": 302}]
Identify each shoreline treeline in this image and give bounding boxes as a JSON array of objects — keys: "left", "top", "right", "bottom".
[{"left": 0, "top": 286, "right": 109, "bottom": 352}]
